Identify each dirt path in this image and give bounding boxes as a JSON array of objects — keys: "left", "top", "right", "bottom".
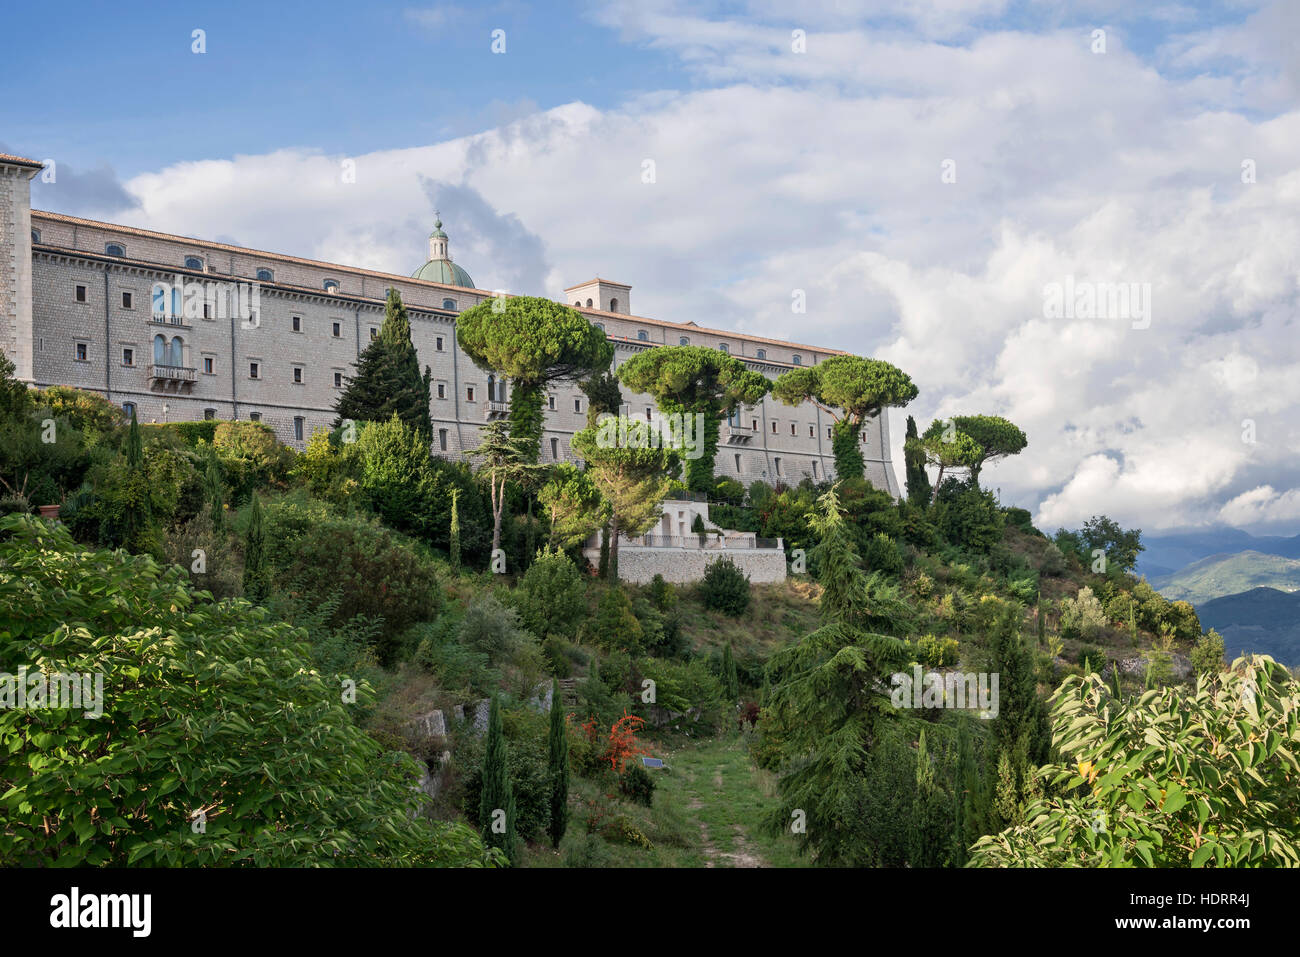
[{"left": 679, "top": 757, "right": 767, "bottom": 868}]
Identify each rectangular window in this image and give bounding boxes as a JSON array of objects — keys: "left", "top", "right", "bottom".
[
  {"left": 292, "top": 316, "right": 302, "bottom": 332},
  {"left": 551, "top": 437, "right": 559, "bottom": 460},
  {"left": 752, "top": 419, "right": 758, "bottom": 431},
  {"left": 204, "top": 408, "right": 216, "bottom": 421},
  {"left": 734, "top": 454, "right": 742, "bottom": 472},
  {"left": 645, "top": 406, "right": 652, "bottom": 422},
  {"left": 121, "top": 291, "right": 133, "bottom": 309},
  {"left": 791, "top": 423, "right": 796, "bottom": 436},
  {"left": 812, "top": 460, "right": 819, "bottom": 479},
  {"left": 548, "top": 395, "right": 556, "bottom": 411},
  {"left": 370, "top": 327, "right": 377, "bottom": 340},
  {"left": 249, "top": 411, "right": 261, "bottom": 422},
  {"left": 249, "top": 362, "right": 259, "bottom": 379},
  {"left": 75, "top": 343, "right": 87, "bottom": 361},
  {"left": 334, "top": 372, "right": 342, "bottom": 388},
  {"left": 293, "top": 416, "right": 304, "bottom": 441},
  {"left": 293, "top": 367, "right": 303, "bottom": 384},
  {"left": 467, "top": 386, "right": 475, "bottom": 401},
  {"left": 436, "top": 336, "right": 444, "bottom": 351},
  {"left": 122, "top": 347, "right": 134, "bottom": 366},
  {"left": 574, "top": 398, "right": 582, "bottom": 414},
  {"left": 774, "top": 457, "right": 782, "bottom": 477},
  {"left": 809, "top": 425, "right": 815, "bottom": 438},
  {"left": 437, "top": 383, "right": 446, "bottom": 399},
  {"left": 75, "top": 285, "right": 86, "bottom": 303},
  {"left": 439, "top": 429, "right": 448, "bottom": 452},
  {"left": 332, "top": 321, "right": 341, "bottom": 337},
  {"left": 203, "top": 357, "right": 214, "bottom": 375},
  {"left": 771, "top": 421, "right": 778, "bottom": 434},
  {"left": 203, "top": 302, "right": 211, "bottom": 320},
  {"left": 828, "top": 427, "right": 833, "bottom": 439}
]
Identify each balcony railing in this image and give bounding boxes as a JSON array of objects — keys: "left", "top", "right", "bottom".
[
  {"left": 723, "top": 422, "right": 756, "bottom": 443},
  {"left": 630, "top": 534, "right": 782, "bottom": 551},
  {"left": 484, "top": 400, "right": 509, "bottom": 420},
  {"left": 149, "top": 364, "right": 197, "bottom": 383}
]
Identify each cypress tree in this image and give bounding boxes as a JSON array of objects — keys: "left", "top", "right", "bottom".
[
  {"left": 952, "top": 719, "right": 986, "bottom": 866},
  {"left": 598, "top": 522, "right": 610, "bottom": 580},
  {"left": 721, "top": 642, "right": 739, "bottom": 701},
  {"left": 479, "top": 695, "right": 519, "bottom": 864},
  {"left": 119, "top": 410, "right": 152, "bottom": 551},
  {"left": 449, "top": 487, "right": 461, "bottom": 568},
  {"left": 333, "top": 289, "right": 432, "bottom": 441},
  {"left": 204, "top": 447, "right": 224, "bottom": 530},
  {"left": 908, "top": 729, "right": 950, "bottom": 867},
  {"left": 1036, "top": 598, "right": 1046, "bottom": 647},
  {"left": 546, "top": 680, "right": 569, "bottom": 849},
  {"left": 903, "top": 414, "right": 932, "bottom": 507},
  {"left": 242, "top": 495, "right": 268, "bottom": 602}
]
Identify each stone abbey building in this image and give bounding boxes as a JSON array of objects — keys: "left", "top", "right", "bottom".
[{"left": 1, "top": 153, "right": 899, "bottom": 493}]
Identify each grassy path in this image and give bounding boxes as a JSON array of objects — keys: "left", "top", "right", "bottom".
[{"left": 656, "top": 733, "right": 804, "bottom": 868}]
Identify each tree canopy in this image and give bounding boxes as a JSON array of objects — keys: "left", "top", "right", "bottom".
[
  {"left": 457, "top": 297, "right": 614, "bottom": 461},
  {"left": 949, "top": 414, "right": 1027, "bottom": 481},
  {"left": 334, "top": 289, "right": 432, "bottom": 442},
  {"left": 772, "top": 355, "right": 917, "bottom": 482},
  {"left": 615, "top": 346, "right": 770, "bottom": 492}
]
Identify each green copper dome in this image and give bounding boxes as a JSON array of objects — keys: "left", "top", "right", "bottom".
[
  {"left": 412, "top": 216, "right": 475, "bottom": 288},
  {"left": 411, "top": 258, "right": 475, "bottom": 288}
]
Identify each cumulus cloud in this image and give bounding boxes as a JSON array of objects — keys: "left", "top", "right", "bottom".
[{"left": 61, "top": 0, "right": 1300, "bottom": 534}]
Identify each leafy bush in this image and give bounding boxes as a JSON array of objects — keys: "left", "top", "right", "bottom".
[
  {"left": 583, "top": 586, "right": 644, "bottom": 654},
  {"left": 513, "top": 546, "right": 586, "bottom": 639},
  {"left": 459, "top": 709, "right": 551, "bottom": 843},
  {"left": 700, "top": 555, "right": 750, "bottom": 617},
  {"left": 1059, "top": 587, "right": 1107, "bottom": 641},
  {"left": 971, "top": 658, "right": 1300, "bottom": 867},
  {"left": 0, "top": 514, "right": 491, "bottom": 867},
  {"left": 262, "top": 495, "right": 442, "bottom": 664},
  {"left": 915, "top": 634, "right": 960, "bottom": 668},
  {"left": 619, "top": 763, "right": 656, "bottom": 807},
  {"left": 861, "top": 531, "right": 904, "bottom": 576},
  {"left": 213, "top": 421, "right": 294, "bottom": 504},
  {"left": 1190, "top": 629, "right": 1225, "bottom": 674},
  {"left": 713, "top": 477, "right": 746, "bottom": 505},
  {"left": 934, "top": 479, "right": 1004, "bottom": 553}
]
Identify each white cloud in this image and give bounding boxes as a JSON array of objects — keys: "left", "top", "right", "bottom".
[{"left": 89, "top": 0, "right": 1300, "bottom": 534}]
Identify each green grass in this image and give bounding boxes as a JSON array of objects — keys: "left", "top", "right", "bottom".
[
  {"left": 676, "top": 578, "right": 822, "bottom": 658},
  {"left": 521, "top": 733, "right": 806, "bottom": 868}
]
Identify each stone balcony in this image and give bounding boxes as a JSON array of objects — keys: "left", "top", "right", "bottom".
[
  {"left": 149, "top": 364, "right": 197, "bottom": 393},
  {"left": 723, "top": 422, "right": 756, "bottom": 444},
  {"left": 484, "top": 400, "right": 509, "bottom": 420}
]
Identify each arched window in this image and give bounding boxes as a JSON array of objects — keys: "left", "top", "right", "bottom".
[
  {"left": 169, "top": 336, "right": 184, "bottom": 367},
  {"left": 487, "top": 374, "right": 496, "bottom": 401},
  {"left": 122, "top": 401, "right": 136, "bottom": 419},
  {"left": 105, "top": 243, "right": 125, "bottom": 257},
  {"left": 593, "top": 322, "right": 604, "bottom": 332},
  {"left": 153, "top": 334, "right": 166, "bottom": 365},
  {"left": 497, "top": 378, "right": 506, "bottom": 402},
  {"left": 585, "top": 298, "right": 593, "bottom": 307},
  {"left": 256, "top": 268, "right": 274, "bottom": 282},
  {"left": 185, "top": 256, "right": 203, "bottom": 270},
  {"left": 442, "top": 298, "right": 456, "bottom": 310},
  {"left": 610, "top": 298, "right": 618, "bottom": 311},
  {"left": 792, "top": 354, "right": 802, "bottom": 365},
  {"left": 637, "top": 330, "right": 648, "bottom": 341},
  {"left": 323, "top": 279, "right": 340, "bottom": 293},
  {"left": 574, "top": 301, "right": 581, "bottom": 307},
  {"left": 756, "top": 349, "right": 766, "bottom": 359},
  {"left": 30, "top": 228, "right": 40, "bottom": 243},
  {"left": 679, "top": 336, "right": 689, "bottom": 345},
  {"left": 718, "top": 343, "right": 729, "bottom": 353}
]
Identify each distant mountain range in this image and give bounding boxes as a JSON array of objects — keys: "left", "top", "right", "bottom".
[
  {"left": 1137, "top": 527, "right": 1300, "bottom": 581},
  {"left": 1150, "top": 551, "right": 1300, "bottom": 605},
  {"left": 1136, "top": 528, "right": 1300, "bottom": 666},
  {"left": 1196, "top": 587, "right": 1300, "bottom": 666}
]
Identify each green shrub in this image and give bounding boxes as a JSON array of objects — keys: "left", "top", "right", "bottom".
[
  {"left": 619, "top": 763, "right": 656, "bottom": 807},
  {"left": 513, "top": 547, "right": 586, "bottom": 639},
  {"left": 584, "top": 586, "right": 643, "bottom": 655},
  {"left": 700, "top": 555, "right": 750, "bottom": 617},
  {"left": 0, "top": 514, "right": 490, "bottom": 867},
  {"left": 213, "top": 420, "right": 294, "bottom": 504},
  {"left": 1060, "top": 587, "right": 1107, "bottom": 641},
  {"left": 861, "top": 531, "right": 904, "bottom": 576},
  {"left": 915, "top": 634, "right": 960, "bottom": 668},
  {"left": 1190, "top": 629, "right": 1225, "bottom": 674}
]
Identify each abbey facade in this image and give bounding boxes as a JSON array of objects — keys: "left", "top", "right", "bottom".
[{"left": 0, "top": 153, "right": 899, "bottom": 494}]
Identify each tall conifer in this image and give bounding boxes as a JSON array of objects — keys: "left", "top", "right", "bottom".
[
  {"left": 479, "top": 695, "right": 519, "bottom": 864},
  {"left": 546, "top": 680, "right": 569, "bottom": 849}
]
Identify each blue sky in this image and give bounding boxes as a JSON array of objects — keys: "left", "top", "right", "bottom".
[{"left": 3, "top": 1, "right": 1298, "bottom": 534}]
